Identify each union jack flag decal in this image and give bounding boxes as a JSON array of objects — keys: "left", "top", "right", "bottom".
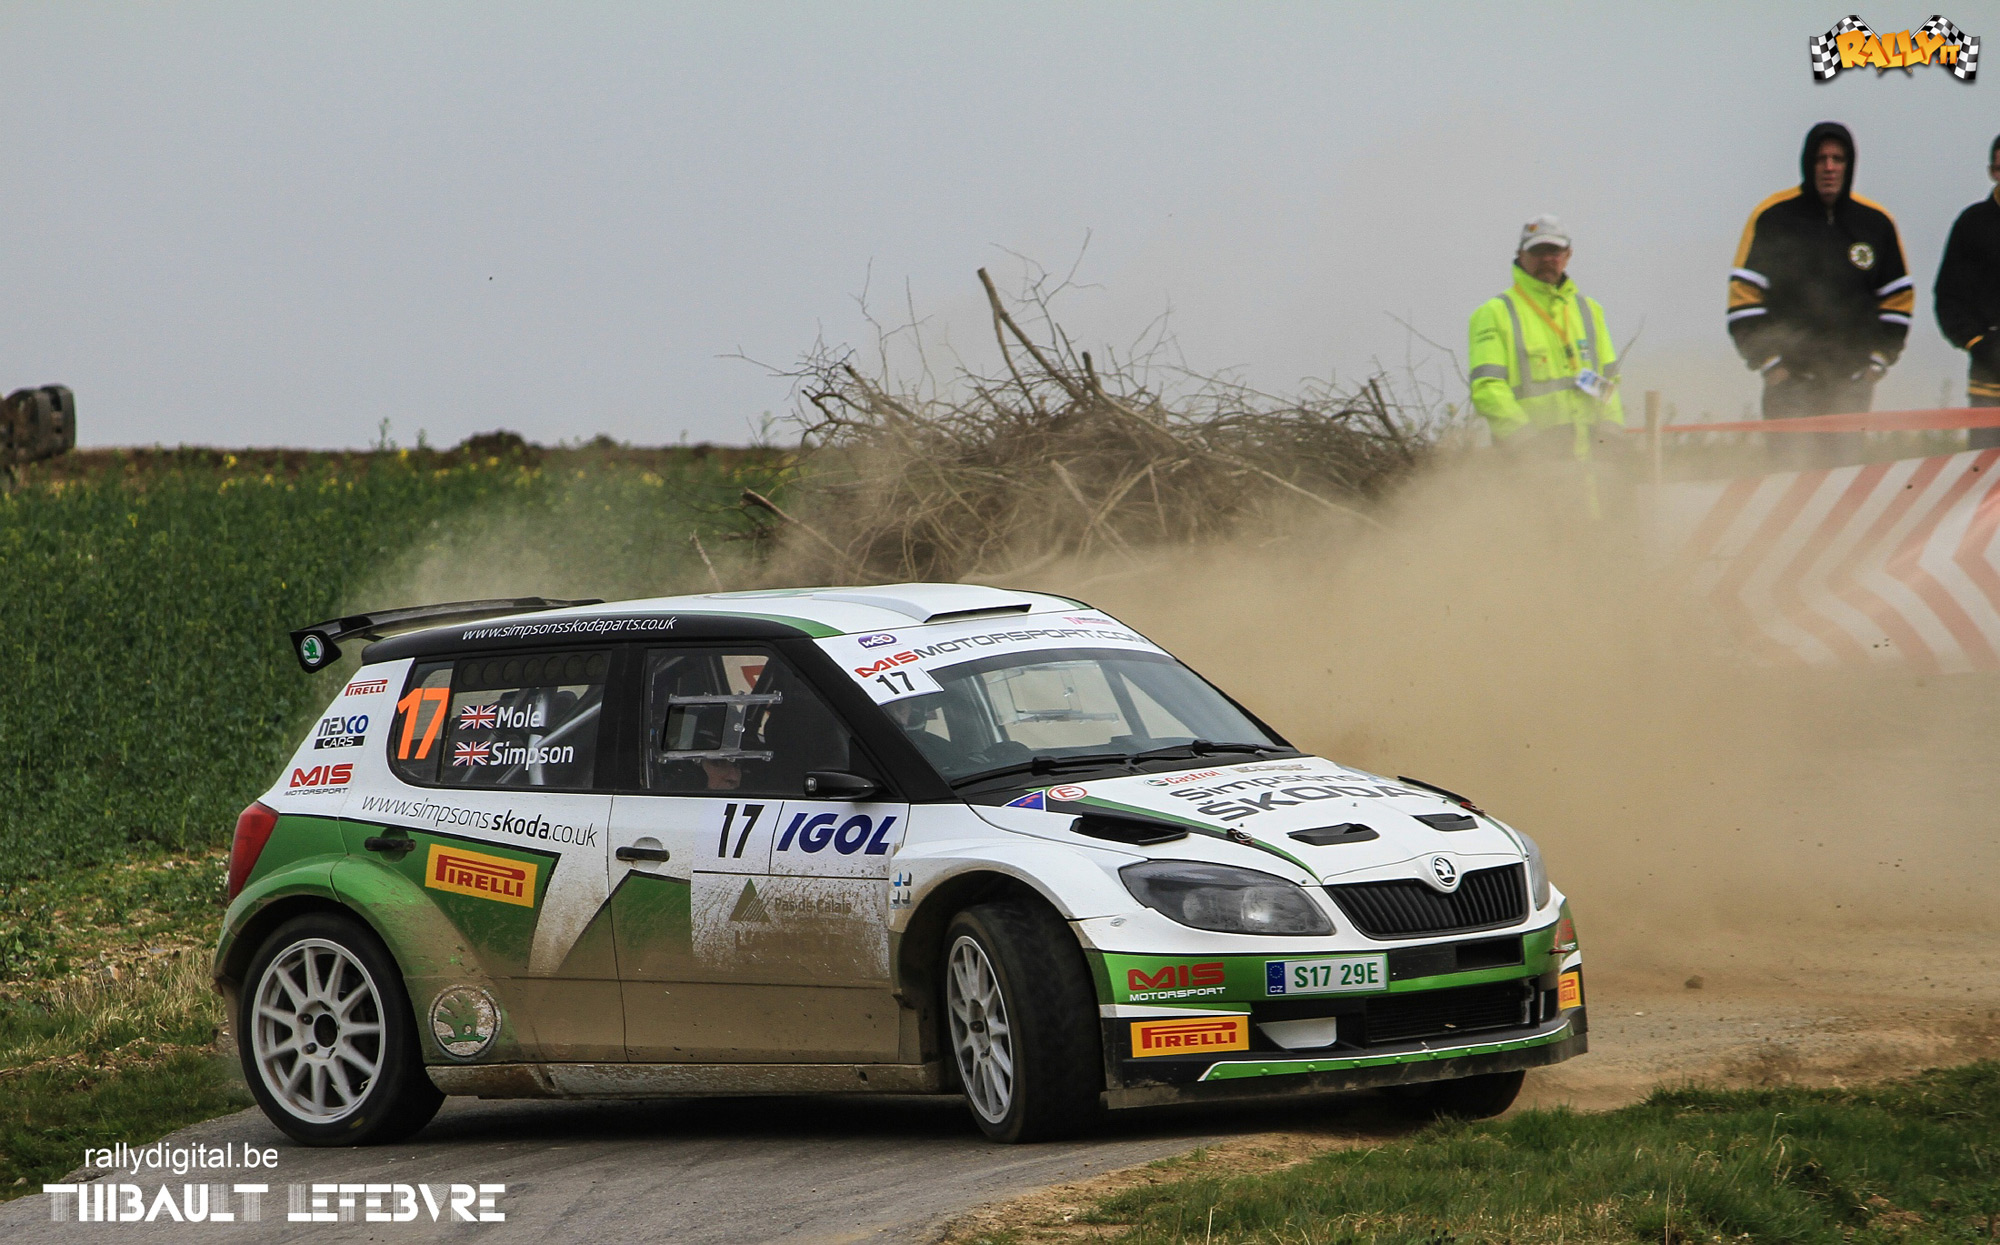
[
  {"left": 451, "top": 740, "right": 492, "bottom": 767},
  {"left": 458, "top": 703, "right": 498, "bottom": 730}
]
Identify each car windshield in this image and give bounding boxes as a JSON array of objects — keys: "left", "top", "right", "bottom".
[{"left": 878, "top": 647, "right": 1286, "bottom": 784}]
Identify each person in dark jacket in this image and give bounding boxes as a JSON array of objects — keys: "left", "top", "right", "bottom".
[
  {"left": 1935, "top": 134, "right": 2000, "bottom": 448},
  {"left": 1728, "top": 122, "right": 1910, "bottom": 464}
]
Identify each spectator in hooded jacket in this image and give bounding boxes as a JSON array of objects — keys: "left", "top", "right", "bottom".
[
  {"left": 1728, "top": 122, "right": 1910, "bottom": 462},
  {"left": 1935, "top": 133, "right": 2000, "bottom": 449}
]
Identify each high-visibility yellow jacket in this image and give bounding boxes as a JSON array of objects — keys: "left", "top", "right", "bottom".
[{"left": 1468, "top": 266, "right": 1624, "bottom": 440}]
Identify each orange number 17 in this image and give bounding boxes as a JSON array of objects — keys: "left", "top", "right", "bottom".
[{"left": 396, "top": 686, "right": 451, "bottom": 760}]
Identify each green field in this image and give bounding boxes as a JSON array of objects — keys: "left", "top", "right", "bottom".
[
  {"left": 0, "top": 444, "right": 776, "bottom": 1193},
  {"left": 0, "top": 444, "right": 780, "bottom": 885},
  {"left": 972, "top": 1063, "right": 2000, "bottom": 1245}
]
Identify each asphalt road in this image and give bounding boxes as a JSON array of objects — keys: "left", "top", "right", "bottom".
[{"left": 0, "top": 1090, "right": 1351, "bottom": 1244}]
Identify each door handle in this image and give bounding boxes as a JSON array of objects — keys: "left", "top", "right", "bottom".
[
  {"left": 616, "top": 846, "right": 672, "bottom": 863},
  {"left": 364, "top": 833, "right": 414, "bottom": 856}
]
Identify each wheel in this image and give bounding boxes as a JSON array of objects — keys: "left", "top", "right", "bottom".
[
  {"left": 942, "top": 901, "right": 1103, "bottom": 1143},
  {"left": 237, "top": 912, "right": 444, "bottom": 1145},
  {"left": 1388, "top": 1069, "right": 1525, "bottom": 1120}
]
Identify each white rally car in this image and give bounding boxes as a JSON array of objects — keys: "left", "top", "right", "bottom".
[{"left": 215, "top": 583, "right": 1584, "bottom": 1145}]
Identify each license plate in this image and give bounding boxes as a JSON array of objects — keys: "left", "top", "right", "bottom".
[{"left": 1264, "top": 955, "right": 1387, "bottom": 995}]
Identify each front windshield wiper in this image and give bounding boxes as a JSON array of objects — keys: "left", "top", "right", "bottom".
[
  {"left": 950, "top": 752, "right": 1136, "bottom": 789},
  {"left": 950, "top": 740, "right": 1294, "bottom": 790},
  {"left": 1129, "top": 739, "right": 1294, "bottom": 762}
]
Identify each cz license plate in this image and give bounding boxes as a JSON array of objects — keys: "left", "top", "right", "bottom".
[{"left": 1264, "top": 954, "right": 1387, "bottom": 995}]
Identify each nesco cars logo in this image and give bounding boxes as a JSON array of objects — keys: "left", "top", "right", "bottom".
[
  {"left": 857, "top": 633, "right": 898, "bottom": 648},
  {"left": 312, "top": 714, "right": 368, "bottom": 750}
]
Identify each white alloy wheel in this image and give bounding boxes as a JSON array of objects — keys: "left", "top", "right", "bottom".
[
  {"left": 946, "top": 934, "right": 1016, "bottom": 1123},
  {"left": 250, "top": 937, "right": 387, "bottom": 1124}
]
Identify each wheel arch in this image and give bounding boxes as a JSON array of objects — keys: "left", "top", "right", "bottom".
[{"left": 894, "top": 869, "right": 1083, "bottom": 1071}]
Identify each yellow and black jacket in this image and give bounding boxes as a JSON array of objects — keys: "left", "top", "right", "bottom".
[
  {"left": 1935, "top": 192, "right": 2000, "bottom": 400},
  {"left": 1728, "top": 122, "right": 1910, "bottom": 378}
]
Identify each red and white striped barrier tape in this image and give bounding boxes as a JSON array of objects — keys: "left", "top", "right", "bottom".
[
  {"left": 1636, "top": 407, "right": 2000, "bottom": 435},
  {"left": 1664, "top": 449, "right": 2000, "bottom": 671}
]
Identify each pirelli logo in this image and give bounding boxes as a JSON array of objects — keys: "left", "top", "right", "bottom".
[
  {"left": 1130, "top": 1014, "right": 1249, "bottom": 1058},
  {"left": 424, "top": 844, "right": 537, "bottom": 908},
  {"left": 1558, "top": 969, "right": 1583, "bottom": 1010}
]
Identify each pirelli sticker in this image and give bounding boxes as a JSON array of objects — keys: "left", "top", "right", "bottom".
[
  {"left": 1558, "top": 969, "right": 1584, "bottom": 1010},
  {"left": 1130, "top": 1014, "right": 1249, "bottom": 1057},
  {"left": 424, "top": 844, "right": 537, "bottom": 908}
]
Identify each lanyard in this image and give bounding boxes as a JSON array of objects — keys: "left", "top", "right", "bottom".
[{"left": 1509, "top": 286, "right": 1578, "bottom": 368}]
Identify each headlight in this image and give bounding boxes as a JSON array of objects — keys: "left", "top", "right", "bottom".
[
  {"left": 1518, "top": 832, "right": 1551, "bottom": 910},
  {"left": 1118, "top": 861, "right": 1334, "bottom": 936}
]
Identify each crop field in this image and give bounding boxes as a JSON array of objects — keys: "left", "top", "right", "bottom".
[
  {"left": 0, "top": 444, "right": 777, "bottom": 884},
  {"left": 0, "top": 444, "right": 776, "bottom": 1192}
]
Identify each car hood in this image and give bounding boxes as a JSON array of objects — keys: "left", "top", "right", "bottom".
[{"left": 971, "top": 756, "right": 1524, "bottom": 881}]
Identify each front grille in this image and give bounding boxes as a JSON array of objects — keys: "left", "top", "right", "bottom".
[
  {"left": 1359, "top": 980, "right": 1530, "bottom": 1045},
  {"left": 1325, "top": 863, "right": 1527, "bottom": 938}
]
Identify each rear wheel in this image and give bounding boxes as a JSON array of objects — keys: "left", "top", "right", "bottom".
[
  {"left": 237, "top": 912, "right": 443, "bottom": 1145},
  {"left": 943, "top": 901, "right": 1102, "bottom": 1143},
  {"left": 1388, "top": 1069, "right": 1525, "bottom": 1120}
]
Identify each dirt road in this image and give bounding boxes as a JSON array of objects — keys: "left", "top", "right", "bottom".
[{"left": 5, "top": 927, "right": 1991, "bottom": 1244}]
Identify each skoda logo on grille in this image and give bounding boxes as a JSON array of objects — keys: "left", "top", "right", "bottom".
[{"left": 1429, "top": 855, "right": 1460, "bottom": 892}]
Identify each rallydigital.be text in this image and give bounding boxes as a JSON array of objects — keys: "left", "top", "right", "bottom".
[{"left": 40, "top": 1183, "right": 507, "bottom": 1224}]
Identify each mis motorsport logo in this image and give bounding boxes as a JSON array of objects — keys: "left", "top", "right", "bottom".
[{"left": 1809, "top": 15, "right": 1979, "bottom": 80}]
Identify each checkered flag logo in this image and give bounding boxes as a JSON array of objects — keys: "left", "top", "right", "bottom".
[
  {"left": 1916, "top": 14, "right": 1979, "bottom": 80},
  {"left": 1810, "top": 15, "right": 1872, "bottom": 80}
]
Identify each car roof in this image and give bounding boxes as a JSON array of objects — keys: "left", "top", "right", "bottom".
[
  {"left": 360, "top": 582, "right": 1092, "bottom": 663},
  {"left": 566, "top": 583, "right": 1086, "bottom": 634}
]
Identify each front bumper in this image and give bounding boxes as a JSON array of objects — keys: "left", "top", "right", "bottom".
[{"left": 1103, "top": 1008, "right": 1587, "bottom": 1109}]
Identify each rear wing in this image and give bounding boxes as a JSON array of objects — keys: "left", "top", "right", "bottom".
[{"left": 288, "top": 598, "right": 602, "bottom": 672}]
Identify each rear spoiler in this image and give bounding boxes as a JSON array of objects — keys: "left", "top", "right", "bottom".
[{"left": 288, "top": 598, "right": 602, "bottom": 673}]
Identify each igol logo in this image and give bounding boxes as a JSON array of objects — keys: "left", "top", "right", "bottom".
[{"left": 857, "top": 633, "right": 898, "bottom": 648}]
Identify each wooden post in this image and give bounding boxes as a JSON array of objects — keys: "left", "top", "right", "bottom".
[{"left": 1645, "top": 390, "right": 1663, "bottom": 486}]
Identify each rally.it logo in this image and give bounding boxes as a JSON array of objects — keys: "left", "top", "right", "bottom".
[{"left": 1809, "top": 16, "right": 1979, "bottom": 81}]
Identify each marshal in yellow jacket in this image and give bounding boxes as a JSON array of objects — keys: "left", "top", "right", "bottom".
[{"left": 1467, "top": 267, "right": 1623, "bottom": 441}]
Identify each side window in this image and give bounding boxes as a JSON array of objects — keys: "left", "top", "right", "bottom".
[
  {"left": 643, "top": 647, "right": 857, "bottom": 796},
  {"left": 390, "top": 661, "right": 454, "bottom": 784},
  {"left": 391, "top": 651, "right": 609, "bottom": 789}
]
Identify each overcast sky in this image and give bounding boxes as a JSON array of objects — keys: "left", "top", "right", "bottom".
[{"left": 4, "top": 2, "right": 1995, "bottom": 448}]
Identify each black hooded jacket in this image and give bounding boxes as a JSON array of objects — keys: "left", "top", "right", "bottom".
[
  {"left": 1934, "top": 185, "right": 2000, "bottom": 396},
  {"left": 1727, "top": 122, "right": 1911, "bottom": 376}
]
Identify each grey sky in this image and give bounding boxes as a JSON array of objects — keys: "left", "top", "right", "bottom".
[{"left": 3, "top": 2, "right": 1994, "bottom": 448}]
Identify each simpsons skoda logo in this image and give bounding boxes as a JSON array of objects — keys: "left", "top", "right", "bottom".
[{"left": 1809, "top": 16, "right": 1980, "bottom": 81}]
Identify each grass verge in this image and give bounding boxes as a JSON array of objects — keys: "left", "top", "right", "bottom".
[
  {"left": 0, "top": 851, "right": 247, "bottom": 1198},
  {"left": 961, "top": 1064, "right": 2000, "bottom": 1245}
]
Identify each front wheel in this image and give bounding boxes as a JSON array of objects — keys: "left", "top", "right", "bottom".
[
  {"left": 237, "top": 912, "right": 444, "bottom": 1145},
  {"left": 943, "top": 901, "right": 1103, "bottom": 1143}
]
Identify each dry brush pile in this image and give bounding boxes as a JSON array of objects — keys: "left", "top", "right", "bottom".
[{"left": 744, "top": 268, "right": 1438, "bottom": 583}]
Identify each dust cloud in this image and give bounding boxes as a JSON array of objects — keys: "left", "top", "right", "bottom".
[
  {"left": 1029, "top": 450, "right": 2000, "bottom": 991},
  {"left": 353, "top": 448, "right": 1998, "bottom": 1003}
]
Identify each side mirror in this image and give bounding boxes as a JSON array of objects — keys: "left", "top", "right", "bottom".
[{"left": 803, "top": 770, "right": 880, "bottom": 800}]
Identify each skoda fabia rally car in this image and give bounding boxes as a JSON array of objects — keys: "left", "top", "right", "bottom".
[{"left": 216, "top": 584, "right": 1584, "bottom": 1145}]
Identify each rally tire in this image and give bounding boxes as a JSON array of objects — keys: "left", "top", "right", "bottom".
[
  {"left": 1391, "top": 1069, "right": 1526, "bottom": 1120},
  {"left": 942, "top": 901, "right": 1103, "bottom": 1144},
  {"left": 237, "top": 912, "right": 444, "bottom": 1146}
]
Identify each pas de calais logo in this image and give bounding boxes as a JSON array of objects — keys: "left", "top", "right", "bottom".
[{"left": 1810, "top": 15, "right": 1979, "bottom": 81}]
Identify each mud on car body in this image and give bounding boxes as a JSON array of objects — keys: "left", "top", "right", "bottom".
[{"left": 215, "top": 584, "right": 1585, "bottom": 1144}]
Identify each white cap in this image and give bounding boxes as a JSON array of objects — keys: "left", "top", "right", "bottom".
[{"left": 1518, "top": 214, "right": 1571, "bottom": 252}]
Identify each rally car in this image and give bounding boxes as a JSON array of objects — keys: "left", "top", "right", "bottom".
[{"left": 215, "top": 583, "right": 1585, "bottom": 1145}]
